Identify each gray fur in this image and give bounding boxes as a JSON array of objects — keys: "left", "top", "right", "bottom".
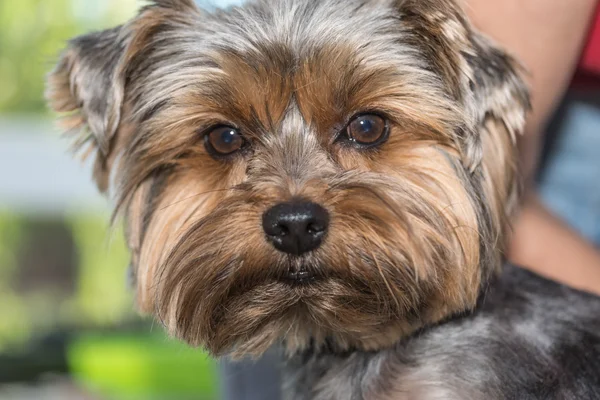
[
  {"left": 284, "top": 265, "right": 600, "bottom": 400},
  {"left": 46, "top": 1, "right": 598, "bottom": 398}
]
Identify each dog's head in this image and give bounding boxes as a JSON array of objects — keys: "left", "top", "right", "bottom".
[{"left": 47, "top": 0, "right": 529, "bottom": 357}]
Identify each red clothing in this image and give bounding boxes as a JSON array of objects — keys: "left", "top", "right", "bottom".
[
  {"left": 579, "top": 4, "right": 600, "bottom": 75},
  {"left": 572, "top": 4, "right": 600, "bottom": 88}
]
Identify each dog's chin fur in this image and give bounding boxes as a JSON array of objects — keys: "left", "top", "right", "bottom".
[{"left": 46, "top": 0, "right": 529, "bottom": 358}]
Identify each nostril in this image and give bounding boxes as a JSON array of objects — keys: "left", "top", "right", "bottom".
[
  {"left": 307, "top": 221, "right": 325, "bottom": 235},
  {"left": 262, "top": 201, "right": 330, "bottom": 255},
  {"left": 277, "top": 223, "right": 289, "bottom": 236}
]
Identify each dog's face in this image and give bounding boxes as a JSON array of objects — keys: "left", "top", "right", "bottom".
[{"left": 47, "top": 0, "right": 528, "bottom": 357}]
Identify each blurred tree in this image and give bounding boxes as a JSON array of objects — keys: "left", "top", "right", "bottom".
[
  {"left": 0, "top": 212, "right": 134, "bottom": 350},
  {"left": 67, "top": 214, "right": 133, "bottom": 326},
  {"left": 0, "top": 212, "right": 30, "bottom": 350},
  {"left": 0, "top": 0, "right": 139, "bottom": 348},
  {"left": 0, "top": 0, "right": 136, "bottom": 115}
]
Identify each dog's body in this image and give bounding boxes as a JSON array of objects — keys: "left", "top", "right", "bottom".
[
  {"left": 46, "top": 0, "right": 600, "bottom": 398},
  {"left": 285, "top": 264, "right": 600, "bottom": 399}
]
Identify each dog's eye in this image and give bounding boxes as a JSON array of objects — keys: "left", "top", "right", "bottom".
[
  {"left": 345, "top": 114, "right": 389, "bottom": 147},
  {"left": 205, "top": 126, "right": 245, "bottom": 156},
  {"left": 346, "top": 114, "right": 388, "bottom": 145}
]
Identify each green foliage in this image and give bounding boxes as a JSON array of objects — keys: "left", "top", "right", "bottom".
[
  {"left": 0, "top": 0, "right": 137, "bottom": 115},
  {"left": 66, "top": 214, "right": 134, "bottom": 326},
  {"left": 0, "top": 210, "right": 220, "bottom": 394},
  {"left": 0, "top": 212, "right": 30, "bottom": 349},
  {"left": 0, "top": 211, "right": 134, "bottom": 350}
]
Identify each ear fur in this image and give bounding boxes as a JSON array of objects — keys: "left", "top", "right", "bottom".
[
  {"left": 397, "top": 0, "right": 531, "bottom": 261},
  {"left": 397, "top": 0, "right": 530, "bottom": 168},
  {"left": 46, "top": 26, "right": 129, "bottom": 192},
  {"left": 45, "top": 0, "right": 199, "bottom": 193}
]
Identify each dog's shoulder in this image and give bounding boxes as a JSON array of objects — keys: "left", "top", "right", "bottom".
[
  {"left": 382, "top": 264, "right": 600, "bottom": 400},
  {"left": 488, "top": 263, "right": 600, "bottom": 308},
  {"left": 284, "top": 265, "right": 600, "bottom": 400}
]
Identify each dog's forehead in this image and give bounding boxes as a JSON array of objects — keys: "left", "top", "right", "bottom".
[
  {"left": 201, "top": 44, "right": 406, "bottom": 137},
  {"left": 205, "top": 0, "right": 400, "bottom": 53},
  {"left": 181, "top": 0, "right": 446, "bottom": 131},
  {"left": 133, "top": 0, "right": 463, "bottom": 143}
]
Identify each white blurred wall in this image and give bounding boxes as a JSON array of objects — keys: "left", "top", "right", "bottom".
[{"left": 0, "top": 117, "right": 106, "bottom": 214}]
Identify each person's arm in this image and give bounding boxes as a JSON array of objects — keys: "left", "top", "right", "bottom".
[
  {"left": 465, "top": 0, "right": 600, "bottom": 294},
  {"left": 510, "top": 193, "right": 600, "bottom": 294}
]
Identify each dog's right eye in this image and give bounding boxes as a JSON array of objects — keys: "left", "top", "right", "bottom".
[
  {"left": 338, "top": 113, "right": 389, "bottom": 149},
  {"left": 204, "top": 126, "right": 246, "bottom": 157}
]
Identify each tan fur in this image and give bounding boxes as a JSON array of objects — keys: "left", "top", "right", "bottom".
[{"left": 46, "top": 0, "right": 529, "bottom": 361}]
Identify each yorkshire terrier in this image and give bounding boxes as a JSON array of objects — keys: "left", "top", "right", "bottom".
[{"left": 47, "top": 0, "right": 600, "bottom": 398}]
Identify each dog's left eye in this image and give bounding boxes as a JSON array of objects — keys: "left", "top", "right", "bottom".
[
  {"left": 204, "top": 126, "right": 245, "bottom": 157},
  {"left": 344, "top": 114, "right": 389, "bottom": 147}
]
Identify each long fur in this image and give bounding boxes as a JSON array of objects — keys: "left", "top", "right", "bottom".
[{"left": 46, "top": 0, "right": 600, "bottom": 398}]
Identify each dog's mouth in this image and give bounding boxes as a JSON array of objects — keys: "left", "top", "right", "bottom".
[{"left": 281, "top": 264, "right": 320, "bottom": 286}]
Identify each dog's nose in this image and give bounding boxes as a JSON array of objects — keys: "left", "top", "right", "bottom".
[{"left": 262, "top": 201, "right": 329, "bottom": 255}]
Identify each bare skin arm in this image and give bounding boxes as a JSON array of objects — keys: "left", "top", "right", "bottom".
[
  {"left": 465, "top": 0, "right": 600, "bottom": 294},
  {"left": 510, "top": 193, "right": 600, "bottom": 294}
]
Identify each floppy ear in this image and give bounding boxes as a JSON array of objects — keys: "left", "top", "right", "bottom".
[
  {"left": 461, "top": 31, "right": 531, "bottom": 162},
  {"left": 45, "top": 0, "right": 199, "bottom": 193},
  {"left": 461, "top": 31, "right": 531, "bottom": 224},
  {"left": 397, "top": 0, "right": 530, "bottom": 261},
  {"left": 398, "top": 0, "right": 530, "bottom": 166},
  {"left": 46, "top": 26, "right": 129, "bottom": 193}
]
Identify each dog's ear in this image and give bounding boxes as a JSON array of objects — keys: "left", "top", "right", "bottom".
[
  {"left": 397, "top": 0, "right": 530, "bottom": 257},
  {"left": 461, "top": 31, "right": 530, "bottom": 223},
  {"left": 46, "top": 1, "right": 199, "bottom": 193},
  {"left": 398, "top": 0, "right": 530, "bottom": 167},
  {"left": 460, "top": 32, "right": 530, "bottom": 162},
  {"left": 46, "top": 26, "right": 130, "bottom": 193}
]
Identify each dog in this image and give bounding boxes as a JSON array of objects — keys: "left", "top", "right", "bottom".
[{"left": 46, "top": 0, "right": 600, "bottom": 398}]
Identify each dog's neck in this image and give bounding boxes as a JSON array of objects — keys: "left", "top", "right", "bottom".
[
  {"left": 282, "top": 342, "right": 388, "bottom": 400},
  {"left": 280, "top": 286, "right": 495, "bottom": 400}
]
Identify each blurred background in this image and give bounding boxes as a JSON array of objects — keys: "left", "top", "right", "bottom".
[
  {"left": 0, "top": 0, "right": 243, "bottom": 399},
  {"left": 1, "top": 1, "right": 599, "bottom": 399}
]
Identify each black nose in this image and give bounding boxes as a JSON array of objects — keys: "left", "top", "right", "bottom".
[{"left": 262, "top": 201, "right": 329, "bottom": 255}]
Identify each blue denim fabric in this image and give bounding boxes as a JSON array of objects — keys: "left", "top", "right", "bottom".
[{"left": 538, "top": 96, "right": 600, "bottom": 246}]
